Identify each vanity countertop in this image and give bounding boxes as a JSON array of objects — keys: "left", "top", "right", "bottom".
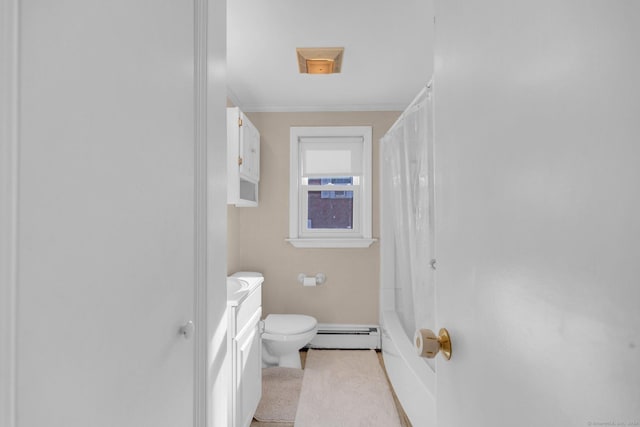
[{"left": 226, "top": 273, "right": 263, "bottom": 307}]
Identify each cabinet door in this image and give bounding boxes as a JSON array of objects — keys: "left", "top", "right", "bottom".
[
  {"left": 239, "top": 114, "right": 260, "bottom": 182},
  {"left": 234, "top": 311, "right": 262, "bottom": 427}
]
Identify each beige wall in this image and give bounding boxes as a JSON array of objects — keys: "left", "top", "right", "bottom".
[{"left": 227, "top": 111, "right": 400, "bottom": 324}]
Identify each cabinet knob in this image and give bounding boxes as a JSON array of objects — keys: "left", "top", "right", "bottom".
[{"left": 238, "top": 157, "right": 243, "bottom": 166}]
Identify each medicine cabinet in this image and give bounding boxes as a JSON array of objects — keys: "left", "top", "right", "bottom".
[{"left": 227, "top": 107, "right": 260, "bottom": 207}]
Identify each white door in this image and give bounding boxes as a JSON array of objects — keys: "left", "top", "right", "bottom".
[
  {"left": 434, "top": 2, "right": 640, "bottom": 426},
  {"left": 14, "top": 1, "right": 197, "bottom": 426}
]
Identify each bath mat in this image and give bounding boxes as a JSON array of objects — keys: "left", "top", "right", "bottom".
[
  {"left": 254, "top": 367, "right": 304, "bottom": 423},
  {"left": 294, "top": 350, "right": 402, "bottom": 427}
]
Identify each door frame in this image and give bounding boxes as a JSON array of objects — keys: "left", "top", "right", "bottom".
[
  {"left": 193, "top": 0, "right": 209, "bottom": 425},
  {"left": 0, "top": 0, "right": 18, "bottom": 425}
]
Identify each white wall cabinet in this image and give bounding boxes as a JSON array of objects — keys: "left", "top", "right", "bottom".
[
  {"left": 228, "top": 283, "right": 262, "bottom": 427},
  {"left": 228, "top": 107, "right": 260, "bottom": 207}
]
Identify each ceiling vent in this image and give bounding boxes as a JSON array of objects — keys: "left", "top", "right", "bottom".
[{"left": 296, "top": 47, "right": 344, "bottom": 74}]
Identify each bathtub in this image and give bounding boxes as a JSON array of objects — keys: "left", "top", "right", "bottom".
[
  {"left": 379, "top": 83, "right": 436, "bottom": 427},
  {"left": 381, "top": 310, "right": 436, "bottom": 427}
]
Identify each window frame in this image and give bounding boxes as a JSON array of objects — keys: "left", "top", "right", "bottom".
[{"left": 288, "top": 126, "right": 375, "bottom": 248}]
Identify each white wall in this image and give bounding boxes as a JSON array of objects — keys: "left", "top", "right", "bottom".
[{"left": 434, "top": 2, "right": 640, "bottom": 425}]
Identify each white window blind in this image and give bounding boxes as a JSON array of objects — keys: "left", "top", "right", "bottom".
[{"left": 299, "top": 137, "right": 364, "bottom": 177}]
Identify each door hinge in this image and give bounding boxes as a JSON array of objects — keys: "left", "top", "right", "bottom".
[
  {"left": 238, "top": 117, "right": 243, "bottom": 127},
  {"left": 238, "top": 157, "right": 243, "bottom": 166}
]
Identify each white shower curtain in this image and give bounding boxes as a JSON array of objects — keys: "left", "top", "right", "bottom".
[{"left": 381, "top": 85, "right": 435, "bottom": 349}]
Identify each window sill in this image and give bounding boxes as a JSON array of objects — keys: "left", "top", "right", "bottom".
[{"left": 286, "top": 238, "right": 377, "bottom": 249}]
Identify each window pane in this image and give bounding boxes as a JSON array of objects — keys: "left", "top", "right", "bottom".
[
  {"left": 307, "top": 190, "right": 353, "bottom": 229},
  {"left": 308, "top": 177, "right": 353, "bottom": 186},
  {"left": 320, "top": 190, "right": 353, "bottom": 199}
]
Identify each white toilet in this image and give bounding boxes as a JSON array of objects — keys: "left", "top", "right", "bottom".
[
  {"left": 261, "top": 313, "right": 318, "bottom": 369},
  {"left": 231, "top": 271, "right": 317, "bottom": 369}
]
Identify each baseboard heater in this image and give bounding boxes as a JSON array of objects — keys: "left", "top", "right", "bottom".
[{"left": 307, "top": 323, "right": 381, "bottom": 350}]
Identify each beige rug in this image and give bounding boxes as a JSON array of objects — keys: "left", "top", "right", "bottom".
[
  {"left": 294, "top": 350, "right": 402, "bottom": 427},
  {"left": 254, "top": 367, "right": 304, "bottom": 423}
]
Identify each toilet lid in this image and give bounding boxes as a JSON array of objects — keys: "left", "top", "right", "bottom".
[{"left": 264, "top": 314, "right": 317, "bottom": 335}]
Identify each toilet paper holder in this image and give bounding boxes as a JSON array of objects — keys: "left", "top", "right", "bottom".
[{"left": 297, "top": 272, "right": 326, "bottom": 286}]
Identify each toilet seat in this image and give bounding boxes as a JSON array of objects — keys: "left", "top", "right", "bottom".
[{"left": 264, "top": 314, "right": 317, "bottom": 335}]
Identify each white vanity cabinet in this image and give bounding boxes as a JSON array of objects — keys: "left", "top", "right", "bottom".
[
  {"left": 227, "top": 107, "right": 260, "bottom": 207},
  {"left": 227, "top": 281, "right": 262, "bottom": 427}
]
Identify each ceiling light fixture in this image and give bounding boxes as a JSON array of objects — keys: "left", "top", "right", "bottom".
[{"left": 297, "top": 47, "right": 344, "bottom": 74}]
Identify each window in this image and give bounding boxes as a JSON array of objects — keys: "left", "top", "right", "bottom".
[{"left": 288, "top": 126, "right": 375, "bottom": 248}]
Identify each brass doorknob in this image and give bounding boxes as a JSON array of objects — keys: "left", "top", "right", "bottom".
[{"left": 414, "top": 328, "right": 452, "bottom": 360}]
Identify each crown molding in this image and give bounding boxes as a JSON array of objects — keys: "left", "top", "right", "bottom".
[
  {"left": 240, "top": 103, "right": 405, "bottom": 113},
  {"left": 226, "top": 86, "right": 242, "bottom": 109}
]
